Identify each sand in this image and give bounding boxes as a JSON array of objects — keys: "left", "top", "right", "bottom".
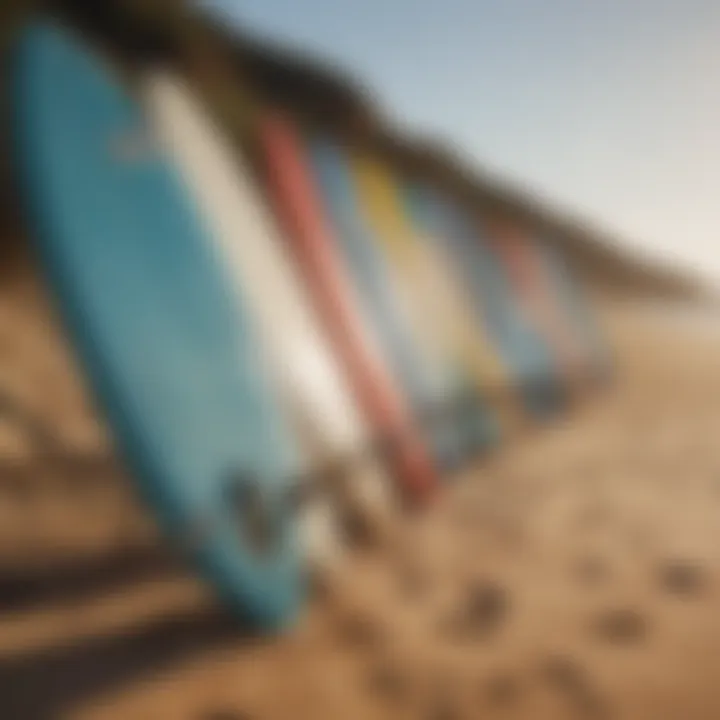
[{"left": 2, "top": 253, "right": 720, "bottom": 719}]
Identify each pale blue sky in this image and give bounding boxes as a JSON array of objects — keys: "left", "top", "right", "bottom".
[{"left": 201, "top": 0, "right": 720, "bottom": 283}]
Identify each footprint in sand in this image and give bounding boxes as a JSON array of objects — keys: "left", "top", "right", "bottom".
[
  {"left": 364, "top": 659, "right": 409, "bottom": 704},
  {"left": 393, "top": 559, "right": 431, "bottom": 601},
  {"left": 541, "top": 654, "right": 610, "bottom": 718},
  {"left": 483, "top": 672, "right": 521, "bottom": 707},
  {"left": 574, "top": 499, "right": 615, "bottom": 533},
  {"left": 423, "top": 696, "right": 463, "bottom": 720},
  {"left": 657, "top": 560, "right": 708, "bottom": 597},
  {"left": 422, "top": 676, "right": 465, "bottom": 720},
  {"left": 199, "top": 710, "right": 252, "bottom": 720},
  {"left": 592, "top": 608, "right": 648, "bottom": 644},
  {"left": 439, "top": 580, "right": 510, "bottom": 641},
  {"left": 573, "top": 555, "right": 611, "bottom": 585},
  {"left": 336, "top": 612, "right": 387, "bottom": 651}
]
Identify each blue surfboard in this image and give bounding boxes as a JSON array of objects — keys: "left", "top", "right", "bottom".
[
  {"left": 306, "top": 138, "right": 465, "bottom": 472},
  {"left": 533, "top": 236, "right": 613, "bottom": 384},
  {"left": 406, "top": 185, "right": 566, "bottom": 418},
  {"left": 11, "top": 21, "right": 302, "bottom": 628}
]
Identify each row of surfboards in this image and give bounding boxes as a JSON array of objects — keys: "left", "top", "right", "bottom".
[{"left": 9, "top": 20, "right": 610, "bottom": 629}]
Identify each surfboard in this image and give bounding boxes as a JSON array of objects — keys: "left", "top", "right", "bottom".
[
  {"left": 398, "top": 179, "right": 528, "bottom": 437},
  {"left": 482, "top": 215, "right": 585, "bottom": 390},
  {"left": 306, "top": 140, "right": 466, "bottom": 471},
  {"left": 527, "top": 234, "right": 613, "bottom": 384},
  {"left": 417, "top": 189, "right": 566, "bottom": 418},
  {"left": 254, "top": 116, "right": 438, "bottom": 502},
  {"left": 143, "top": 72, "right": 394, "bottom": 568},
  {"left": 11, "top": 21, "right": 302, "bottom": 628},
  {"left": 349, "top": 155, "right": 503, "bottom": 455}
]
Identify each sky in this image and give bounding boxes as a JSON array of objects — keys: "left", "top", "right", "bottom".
[{"left": 200, "top": 0, "right": 720, "bottom": 284}]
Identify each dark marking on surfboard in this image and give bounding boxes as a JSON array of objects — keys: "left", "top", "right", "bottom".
[
  {"left": 178, "top": 516, "right": 216, "bottom": 556},
  {"left": 225, "top": 474, "right": 277, "bottom": 557}
]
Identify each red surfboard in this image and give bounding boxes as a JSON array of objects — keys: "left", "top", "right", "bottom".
[{"left": 256, "top": 115, "right": 438, "bottom": 503}]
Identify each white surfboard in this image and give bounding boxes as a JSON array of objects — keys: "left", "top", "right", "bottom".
[{"left": 142, "top": 71, "right": 393, "bottom": 570}]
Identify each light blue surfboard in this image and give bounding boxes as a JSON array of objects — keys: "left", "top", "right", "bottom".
[{"left": 11, "top": 21, "right": 302, "bottom": 628}]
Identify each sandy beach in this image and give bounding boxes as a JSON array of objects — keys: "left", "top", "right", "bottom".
[{"left": 1, "top": 251, "right": 720, "bottom": 719}]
